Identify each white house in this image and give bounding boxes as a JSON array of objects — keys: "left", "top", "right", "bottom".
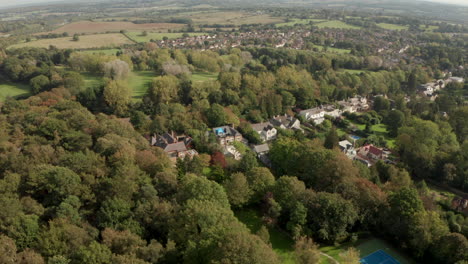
[
  {"left": 299, "top": 107, "right": 326, "bottom": 125},
  {"left": 251, "top": 122, "right": 277, "bottom": 142}
]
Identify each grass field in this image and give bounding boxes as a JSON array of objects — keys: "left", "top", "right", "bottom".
[
  {"left": 125, "top": 32, "right": 206, "bottom": 43},
  {"left": 80, "top": 49, "right": 121, "bottom": 55},
  {"left": 0, "top": 82, "right": 31, "bottom": 101},
  {"left": 128, "top": 71, "right": 155, "bottom": 100},
  {"left": 315, "top": 20, "right": 361, "bottom": 30},
  {"left": 377, "top": 23, "right": 409, "bottom": 30},
  {"left": 82, "top": 71, "right": 155, "bottom": 100},
  {"left": 175, "top": 11, "right": 283, "bottom": 25},
  {"left": 341, "top": 69, "right": 366, "bottom": 74},
  {"left": 370, "top": 123, "right": 395, "bottom": 148},
  {"left": 38, "top": 21, "right": 185, "bottom": 35},
  {"left": 82, "top": 73, "right": 104, "bottom": 90},
  {"left": 191, "top": 72, "right": 219, "bottom": 82},
  {"left": 420, "top": 25, "right": 439, "bottom": 32},
  {"left": 312, "top": 44, "right": 351, "bottom": 54},
  {"left": 275, "top": 18, "right": 326, "bottom": 27},
  {"left": 10, "top": 33, "right": 133, "bottom": 49}
]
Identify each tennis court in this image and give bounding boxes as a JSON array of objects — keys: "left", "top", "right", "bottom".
[{"left": 360, "top": 250, "right": 400, "bottom": 264}]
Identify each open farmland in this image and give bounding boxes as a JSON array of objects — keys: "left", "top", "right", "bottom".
[
  {"left": 9, "top": 33, "right": 133, "bottom": 49},
  {"left": 377, "top": 23, "right": 409, "bottom": 30},
  {"left": 125, "top": 32, "right": 207, "bottom": 43},
  {"left": 38, "top": 21, "right": 185, "bottom": 35},
  {"left": 315, "top": 20, "right": 361, "bottom": 29},
  {"left": 175, "top": 11, "right": 283, "bottom": 25},
  {"left": 275, "top": 18, "right": 326, "bottom": 27}
]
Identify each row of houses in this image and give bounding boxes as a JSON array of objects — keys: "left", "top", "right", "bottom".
[{"left": 298, "top": 96, "right": 369, "bottom": 125}]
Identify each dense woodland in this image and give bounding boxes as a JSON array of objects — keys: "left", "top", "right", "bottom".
[{"left": 0, "top": 2, "right": 468, "bottom": 264}]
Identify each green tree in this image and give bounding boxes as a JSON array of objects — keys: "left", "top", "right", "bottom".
[
  {"left": 306, "top": 192, "right": 358, "bottom": 242},
  {"left": 103, "top": 79, "right": 132, "bottom": 115},
  {"left": 324, "top": 127, "right": 339, "bottom": 149},
  {"left": 386, "top": 110, "right": 405, "bottom": 137},
  {"left": 223, "top": 172, "right": 252, "bottom": 208},
  {"left": 206, "top": 103, "right": 227, "bottom": 127},
  {"left": 294, "top": 236, "right": 320, "bottom": 264},
  {"left": 30, "top": 75, "right": 50, "bottom": 94}
]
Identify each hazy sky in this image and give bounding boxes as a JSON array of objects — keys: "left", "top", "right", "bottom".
[{"left": 0, "top": 0, "right": 468, "bottom": 8}]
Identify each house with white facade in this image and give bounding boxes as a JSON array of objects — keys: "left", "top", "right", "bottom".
[
  {"left": 299, "top": 107, "right": 326, "bottom": 125},
  {"left": 251, "top": 122, "right": 277, "bottom": 142}
]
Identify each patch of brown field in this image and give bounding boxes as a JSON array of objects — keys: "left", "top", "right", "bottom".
[
  {"left": 9, "top": 33, "right": 134, "bottom": 49},
  {"left": 178, "top": 11, "right": 283, "bottom": 25},
  {"left": 38, "top": 21, "right": 185, "bottom": 35}
]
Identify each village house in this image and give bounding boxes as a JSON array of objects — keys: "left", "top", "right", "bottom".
[
  {"left": 251, "top": 122, "right": 277, "bottom": 142},
  {"left": 339, "top": 140, "right": 356, "bottom": 159},
  {"left": 252, "top": 143, "right": 271, "bottom": 167},
  {"left": 355, "top": 144, "right": 389, "bottom": 166},
  {"left": 299, "top": 107, "right": 326, "bottom": 125},
  {"left": 269, "top": 114, "right": 302, "bottom": 131},
  {"left": 151, "top": 132, "right": 198, "bottom": 162},
  {"left": 212, "top": 125, "right": 243, "bottom": 146},
  {"left": 338, "top": 96, "right": 369, "bottom": 113}
]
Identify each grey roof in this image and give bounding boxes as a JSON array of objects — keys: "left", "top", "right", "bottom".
[
  {"left": 212, "top": 126, "right": 241, "bottom": 137},
  {"left": 251, "top": 122, "right": 274, "bottom": 133},
  {"left": 270, "top": 115, "right": 298, "bottom": 128},
  {"left": 164, "top": 142, "right": 187, "bottom": 153},
  {"left": 253, "top": 144, "right": 270, "bottom": 153}
]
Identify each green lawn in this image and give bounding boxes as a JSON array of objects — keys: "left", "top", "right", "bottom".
[
  {"left": 275, "top": 18, "right": 326, "bottom": 27},
  {"left": 311, "top": 44, "right": 351, "bottom": 54},
  {"left": 125, "top": 32, "right": 207, "bottom": 43},
  {"left": 371, "top": 123, "right": 395, "bottom": 148},
  {"left": 419, "top": 25, "right": 439, "bottom": 32},
  {"left": 341, "top": 69, "right": 367, "bottom": 74},
  {"left": 235, "top": 208, "right": 296, "bottom": 264},
  {"left": 377, "top": 23, "right": 409, "bottom": 30},
  {"left": 191, "top": 71, "right": 219, "bottom": 82},
  {"left": 80, "top": 49, "right": 121, "bottom": 55},
  {"left": 82, "top": 71, "right": 155, "bottom": 101},
  {"left": 315, "top": 20, "right": 361, "bottom": 30},
  {"left": 0, "top": 82, "right": 31, "bottom": 101},
  {"left": 128, "top": 71, "right": 155, "bottom": 100},
  {"left": 82, "top": 73, "right": 104, "bottom": 90}
]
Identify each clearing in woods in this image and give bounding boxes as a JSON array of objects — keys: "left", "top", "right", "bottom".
[
  {"left": 9, "top": 34, "right": 134, "bottom": 49},
  {"left": 0, "top": 82, "right": 31, "bottom": 102},
  {"left": 37, "top": 21, "right": 186, "bottom": 35}
]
